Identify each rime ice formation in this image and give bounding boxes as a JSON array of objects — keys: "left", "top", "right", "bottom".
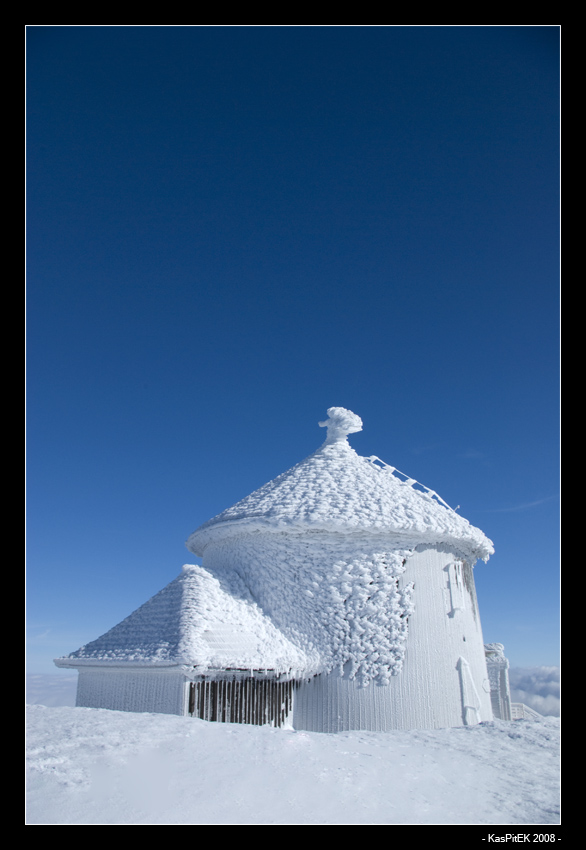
[
  {"left": 318, "top": 406, "right": 363, "bottom": 444},
  {"left": 200, "top": 533, "right": 414, "bottom": 686},
  {"left": 485, "top": 642, "right": 513, "bottom": 721}
]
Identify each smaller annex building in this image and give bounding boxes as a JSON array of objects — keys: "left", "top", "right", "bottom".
[{"left": 57, "top": 407, "right": 499, "bottom": 732}]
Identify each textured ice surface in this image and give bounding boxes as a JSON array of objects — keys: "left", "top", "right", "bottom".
[
  {"left": 187, "top": 432, "right": 493, "bottom": 564},
  {"left": 56, "top": 565, "right": 308, "bottom": 671},
  {"left": 203, "top": 533, "right": 415, "bottom": 684}
]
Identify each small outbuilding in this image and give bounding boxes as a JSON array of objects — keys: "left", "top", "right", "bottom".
[{"left": 56, "top": 407, "right": 495, "bottom": 731}]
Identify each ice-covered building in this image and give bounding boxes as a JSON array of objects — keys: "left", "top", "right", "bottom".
[
  {"left": 484, "top": 642, "right": 513, "bottom": 721},
  {"left": 56, "top": 407, "right": 496, "bottom": 731}
]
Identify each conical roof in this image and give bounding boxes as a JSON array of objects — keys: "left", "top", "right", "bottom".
[
  {"left": 55, "top": 564, "right": 309, "bottom": 671},
  {"left": 187, "top": 408, "right": 494, "bottom": 563}
]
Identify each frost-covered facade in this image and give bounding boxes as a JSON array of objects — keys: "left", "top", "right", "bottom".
[
  {"left": 56, "top": 407, "right": 495, "bottom": 731},
  {"left": 484, "top": 642, "right": 513, "bottom": 721}
]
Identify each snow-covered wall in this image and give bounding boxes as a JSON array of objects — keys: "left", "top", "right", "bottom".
[
  {"left": 76, "top": 667, "right": 187, "bottom": 716},
  {"left": 202, "top": 532, "right": 491, "bottom": 731},
  {"left": 203, "top": 530, "right": 414, "bottom": 685},
  {"left": 290, "top": 546, "right": 491, "bottom": 732}
]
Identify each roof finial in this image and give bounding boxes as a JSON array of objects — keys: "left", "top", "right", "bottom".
[{"left": 319, "top": 407, "right": 363, "bottom": 445}]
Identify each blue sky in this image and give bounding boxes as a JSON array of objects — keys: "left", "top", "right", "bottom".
[{"left": 27, "top": 25, "right": 559, "bottom": 673}]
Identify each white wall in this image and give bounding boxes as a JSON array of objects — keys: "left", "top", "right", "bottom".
[
  {"left": 292, "top": 546, "right": 492, "bottom": 732},
  {"left": 76, "top": 667, "right": 188, "bottom": 716}
]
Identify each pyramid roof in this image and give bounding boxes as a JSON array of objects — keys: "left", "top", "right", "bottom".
[{"left": 55, "top": 564, "right": 309, "bottom": 672}]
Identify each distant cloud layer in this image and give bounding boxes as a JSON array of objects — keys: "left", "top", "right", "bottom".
[
  {"left": 27, "top": 673, "right": 77, "bottom": 707},
  {"left": 509, "top": 666, "right": 560, "bottom": 717}
]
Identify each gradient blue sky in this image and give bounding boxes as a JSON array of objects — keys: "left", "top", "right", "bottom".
[{"left": 27, "top": 25, "right": 560, "bottom": 674}]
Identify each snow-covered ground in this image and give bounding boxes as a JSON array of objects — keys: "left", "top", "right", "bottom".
[{"left": 26, "top": 700, "right": 560, "bottom": 825}]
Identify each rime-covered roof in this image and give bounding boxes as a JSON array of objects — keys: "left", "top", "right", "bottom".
[
  {"left": 186, "top": 407, "right": 494, "bottom": 563},
  {"left": 55, "top": 565, "right": 309, "bottom": 672}
]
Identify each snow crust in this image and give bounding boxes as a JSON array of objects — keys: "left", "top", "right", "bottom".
[{"left": 26, "top": 705, "right": 560, "bottom": 825}]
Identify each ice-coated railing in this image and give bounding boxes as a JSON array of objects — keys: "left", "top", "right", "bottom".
[
  {"left": 365, "top": 455, "right": 457, "bottom": 512},
  {"left": 511, "top": 703, "right": 544, "bottom": 721}
]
